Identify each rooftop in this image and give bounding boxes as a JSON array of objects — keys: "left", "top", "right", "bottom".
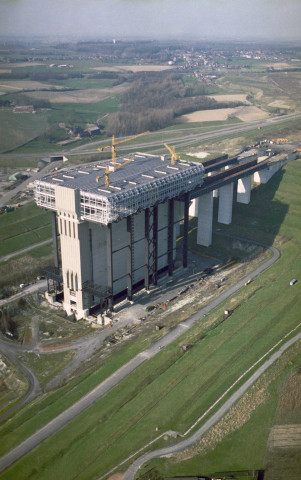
[
  {"left": 40, "top": 153, "right": 202, "bottom": 196},
  {"left": 34, "top": 153, "right": 205, "bottom": 225}
]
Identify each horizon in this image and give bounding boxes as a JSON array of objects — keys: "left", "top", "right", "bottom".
[{"left": 1, "top": 0, "right": 301, "bottom": 43}]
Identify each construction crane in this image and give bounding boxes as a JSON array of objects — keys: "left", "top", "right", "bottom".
[
  {"left": 164, "top": 143, "right": 180, "bottom": 166},
  {"left": 96, "top": 157, "right": 134, "bottom": 187},
  {"left": 98, "top": 131, "right": 150, "bottom": 165}
]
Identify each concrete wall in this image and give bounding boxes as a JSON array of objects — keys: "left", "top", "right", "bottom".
[
  {"left": 196, "top": 192, "right": 213, "bottom": 247},
  {"left": 218, "top": 183, "right": 234, "bottom": 224},
  {"left": 54, "top": 187, "right": 183, "bottom": 318}
]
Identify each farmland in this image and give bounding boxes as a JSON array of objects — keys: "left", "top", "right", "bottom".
[{"left": 1, "top": 40, "right": 300, "bottom": 155}]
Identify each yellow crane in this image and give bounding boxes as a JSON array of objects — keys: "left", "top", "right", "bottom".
[
  {"left": 164, "top": 143, "right": 180, "bottom": 166},
  {"left": 98, "top": 131, "right": 150, "bottom": 165},
  {"left": 96, "top": 157, "right": 134, "bottom": 187}
]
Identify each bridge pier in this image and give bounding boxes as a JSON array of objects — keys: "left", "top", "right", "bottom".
[
  {"left": 237, "top": 175, "right": 251, "bottom": 204},
  {"left": 218, "top": 182, "right": 234, "bottom": 224},
  {"left": 196, "top": 192, "right": 213, "bottom": 247}
]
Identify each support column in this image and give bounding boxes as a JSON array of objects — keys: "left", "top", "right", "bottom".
[
  {"left": 144, "top": 208, "right": 150, "bottom": 291},
  {"left": 51, "top": 211, "right": 59, "bottom": 268},
  {"left": 127, "top": 216, "right": 133, "bottom": 300},
  {"left": 168, "top": 199, "right": 174, "bottom": 276},
  {"left": 218, "top": 183, "right": 234, "bottom": 224},
  {"left": 106, "top": 223, "right": 113, "bottom": 311},
  {"left": 189, "top": 197, "right": 198, "bottom": 217},
  {"left": 152, "top": 205, "right": 158, "bottom": 286},
  {"left": 197, "top": 192, "right": 214, "bottom": 246},
  {"left": 237, "top": 175, "right": 251, "bottom": 204},
  {"left": 183, "top": 193, "right": 189, "bottom": 268},
  {"left": 254, "top": 169, "right": 270, "bottom": 184}
]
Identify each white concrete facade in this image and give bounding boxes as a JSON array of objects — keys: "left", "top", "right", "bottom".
[
  {"left": 55, "top": 184, "right": 183, "bottom": 318},
  {"left": 189, "top": 197, "right": 198, "bottom": 217}
]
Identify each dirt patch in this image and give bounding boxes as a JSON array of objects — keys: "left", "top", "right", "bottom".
[
  {"left": 0, "top": 69, "right": 11, "bottom": 74},
  {"left": 0, "top": 62, "right": 44, "bottom": 68},
  {"left": 268, "top": 100, "right": 292, "bottom": 110},
  {"left": 28, "top": 84, "right": 128, "bottom": 104},
  {"left": 181, "top": 105, "right": 269, "bottom": 123},
  {"left": 209, "top": 94, "right": 250, "bottom": 103},
  {"left": 264, "top": 63, "right": 292, "bottom": 69},
  {"left": 268, "top": 424, "right": 301, "bottom": 448},
  {"left": 235, "top": 106, "right": 270, "bottom": 122},
  {"left": 181, "top": 108, "right": 238, "bottom": 123},
  {"left": 90, "top": 65, "right": 175, "bottom": 73},
  {"left": 108, "top": 474, "right": 124, "bottom": 480},
  {"left": 0, "top": 80, "right": 65, "bottom": 92},
  {"left": 187, "top": 151, "right": 209, "bottom": 159}
]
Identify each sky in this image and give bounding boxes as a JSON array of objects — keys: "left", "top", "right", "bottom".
[{"left": 0, "top": 0, "right": 301, "bottom": 42}]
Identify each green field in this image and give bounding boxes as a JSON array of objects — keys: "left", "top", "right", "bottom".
[
  {"left": 0, "top": 202, "right": 51, "bottom": 257},
  {"left": 0, "top": 158, "right": 300, "bottom": 479},
  {"left": 0, "top": 108, "right": 49, "bottom": 153}
]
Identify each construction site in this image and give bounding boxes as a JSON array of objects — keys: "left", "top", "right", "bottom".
[{"left": 34, "top": 136, "right": 297, "bottom": 320}]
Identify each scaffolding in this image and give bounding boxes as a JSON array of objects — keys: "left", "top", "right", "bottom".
[{"left": 34, "top": 154, "right": 205, "bottom": 225}]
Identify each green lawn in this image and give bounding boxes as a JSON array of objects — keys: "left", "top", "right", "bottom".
[
  {"left": 0, "top": 202, "right": 51, "bottom": 257},
  {"left": 0, "top": 108, "right": 49, "bottom": 153},
  {"left": 0, "top": 159, "right": 300, "bottom": 479},
  {"left": 57, "top": 78, "right": 117, "bottom": 89}
]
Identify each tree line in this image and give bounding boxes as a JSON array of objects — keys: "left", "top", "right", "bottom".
[{"left": 107, "top": 73, "right": 245, "bottom": 135}]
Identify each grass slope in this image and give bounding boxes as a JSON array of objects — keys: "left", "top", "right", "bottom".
[
  {"left": 0, "top": 159, "right": 301, "bottom": 479},
  {"left": 0, "top": 202, "right": 51, "bottom": 257}
]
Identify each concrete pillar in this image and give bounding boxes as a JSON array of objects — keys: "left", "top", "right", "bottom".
[
  {"left": 254, "top": 169, "right": 270, "bottom": 184},
  {"left": 183, "top": 193, "right": 189, "bottom": 268},
  {"left": 107, "top": 224, "right": 113, "bottom": 311},
  {"left": 51, "top": 211, "right": 59, "bottom": 268},
  {"left": 189, "top": 197, "right": 198, "bottom": 217},
  {"left": 197, "top": 192, "right": 213, "bottom": 247},
  {"left": 237, "top": 175, "right": 251, "bottom": 204},
  {"left": 127, "top": 216, "right": 133, "bottom": 300},
  {"left": 218, "top": 182, "right": 234, "bottom": 224},
  {"left": 168, "top": 199, "right": 174, "bottom": 276}
]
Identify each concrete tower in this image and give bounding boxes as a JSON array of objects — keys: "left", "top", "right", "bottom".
[{"left": 35, "top": 153, "right": 205, "bottom": 319}]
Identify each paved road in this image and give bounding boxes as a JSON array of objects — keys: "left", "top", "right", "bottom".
[
  {"left": 122, "top": 330, "right": 301, "bottom": 480},
  {"left": 0, "top": 111, "right": 300, "bottom": 163},
  {"left": 0, "top": 162, "right": 58, "bottom": 208},
  {"left": 0, "top": 238, "right": 280, "bottom": 474},
  {"left": 0, "top": 239, "right": 52, "bottom": 264},
  {"left": 0, "top": 338, "right": 41, "bottom": 421},
  {"left": 0, "top": 280, "right": 47, "bottom": 307}
]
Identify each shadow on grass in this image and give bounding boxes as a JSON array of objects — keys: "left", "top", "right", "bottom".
[{"left": 187, "top": 168, "right": 289, "bottom": 263}]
